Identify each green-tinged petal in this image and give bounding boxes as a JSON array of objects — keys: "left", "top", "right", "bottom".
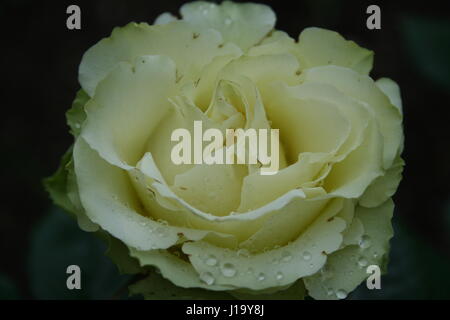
[
  {"left": 154, "top": 12, "right": 177, "bottom": 25},
  {"left": 129, "top": 270, "right": 234, "bottom": 300},
  {"left": 342, "top": 218, "right": 364, "bottom": 247},
  {"left": 297, "top": 27, "right": 373, "bottom": 74},
  {"left": 180, "top": 1, "right": 275, "bottom": 51},
  {"left": 182, "top": 199, "right": 346, "bottom": 290},
  {"left": 359, "top": 156, "right": 404, "bottom": 208},
  {"left": 300, "top": 66, "right": 402, "bottom": 169},
  {"left": 230, "top": 280, "right": 305, "bottom": 300},
  {"left": 43, "top": 146, "right": 98, "bottom": 232},
  {"left": 129, "top": 248, "right": 233, "bottom": 291},
  {"left": 304, "top": 199, "right": 394, "bottom": 300},
  {"left": 65, "top": 157, "right": 99, "bottom": 232},
  {"left": 79, "top": 21, "right": 241, "bottom": 96},
  {"left": 375, "top": 78, "right": 403, "bottom": 114},
  {"left": 82, "top": 55, "right": 176, "bottom": 169},
  {"left": 66, "top": 89, "right": 89, "bottom": 137}
]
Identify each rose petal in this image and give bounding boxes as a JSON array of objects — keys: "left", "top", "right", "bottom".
[
  {"left": 182, "top": 199, "right": 345, "bottom": 290},
  {"left": 297, "top": 27, "right": 373, "bottom": 74},
  {"left": 79, "top": 21, "right": 241, "bottom": 96},
  {"left": 304, "top": 199, "right": 394, "bottom": 299},
  {"left": 180, "top": 1, "right": 276, "bottom": 51}
]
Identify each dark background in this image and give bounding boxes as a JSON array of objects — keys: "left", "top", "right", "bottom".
[{"left": 1, "top": 0, "right": 449, "bottom": 299}]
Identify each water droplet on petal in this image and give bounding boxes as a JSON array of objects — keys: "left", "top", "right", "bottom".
[
  {"left": 220, "top": 263, "right": 236, "bottom": 277},
  {"left": 336, "top": 289, "right": 348, "bottom": 299},
  {"left": 320, "top": 266, "right": 333, "bottom": 280},
  {"left": 200, "top": 272, "right": 215, "bottom": 285},
  {"left": 326, "top": 288, "right": 334, "bottom": 296},
  {"left": 358, "top": 257, "right": 368, "bottom": 267},
  {"left": 205, "top": 255, "right": 218, "bottom": 266},
  {"left": 359, "top": 235, "right": 371, "bottom": 249},
  {"left": 257, "top": 273, "right": 266, "bottom": 281},
  {"left": 281, "top": 251, "right": 292, "bottom": 262},
  {"left": 302, "top": 251, "right": 312, "bottom": 261},
  {"left": 156, "top": 227, "right": 166, "bottom": 237},
  {"left": 276, "top": 271, "right": 284, "bottom": 280}
]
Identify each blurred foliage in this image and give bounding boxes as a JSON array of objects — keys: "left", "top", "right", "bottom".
[
  {"left": 28, "top": 208, "right": 137, "bottom": 299},
  {"left": 0, "top": 274, "right": 20, "bottom": 300},
  {"left": 401, "top": 15, "right": 450, "bottom": 91}
]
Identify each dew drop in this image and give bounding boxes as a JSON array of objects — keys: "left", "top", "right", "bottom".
[
  {"left": 200, "top": 272, "right": 215, "bottom": 285},
  {"left": 220, "top": 263, "right": 236, "bottom": 277},
  {"left": 257, "top": 273, "right": 266, "bottom": 281},
  {"left": 205, "top": 255, "right": 218, "bottom": 266},
  {"left": 359, "top": 235, "right": 372, "bottom": 249},
  {"left": 74, "top": 123, "right": 81, "bottom": 129},
  {"left": 373, "top": 252, "right": 378, "bottom": 259},
  {"left": 320, "top": 266, "right": 333, "bottom": 280},
  {"left": 276, "top": 271, "right": 284, "bottom": 281},
  {"left": 326, "top": 288, "right": 334, "bottom": 296},
  {"left": 281, "top": 251, "right": 292, "bottom": 262},
  {"left": 302, "top": 251, "right": 312, "bottom": 261},
  {"left": 358, "top": 257, "right": 368, "bottom": 267},
  {"left": 224, "top": 18, "right": 232, "bottom": 25},
  {"left": 156, "top": 227, "right": 166, "bottom": 237},
  {"left": 336, "top": 289, "right": 348, "bottom": 299}
]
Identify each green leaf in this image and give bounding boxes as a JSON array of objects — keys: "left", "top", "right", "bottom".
[
  {"left": 43, "top": 146, "right": 76, "bottom": 214},
  {"left": 350, "top": 216, "right": 450, "bottom": 299},
  {"left": 401, "top": 15, "right": 450, "bottom": 91},
  {"left": 0, "top": 274, "right": 20, "bottom": 300},
  {"left": 66, "top": 89, "right": 89, "bottom": 137},
  {"left": 29, "top": 208, "right": 134, "bottom": 299}
]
